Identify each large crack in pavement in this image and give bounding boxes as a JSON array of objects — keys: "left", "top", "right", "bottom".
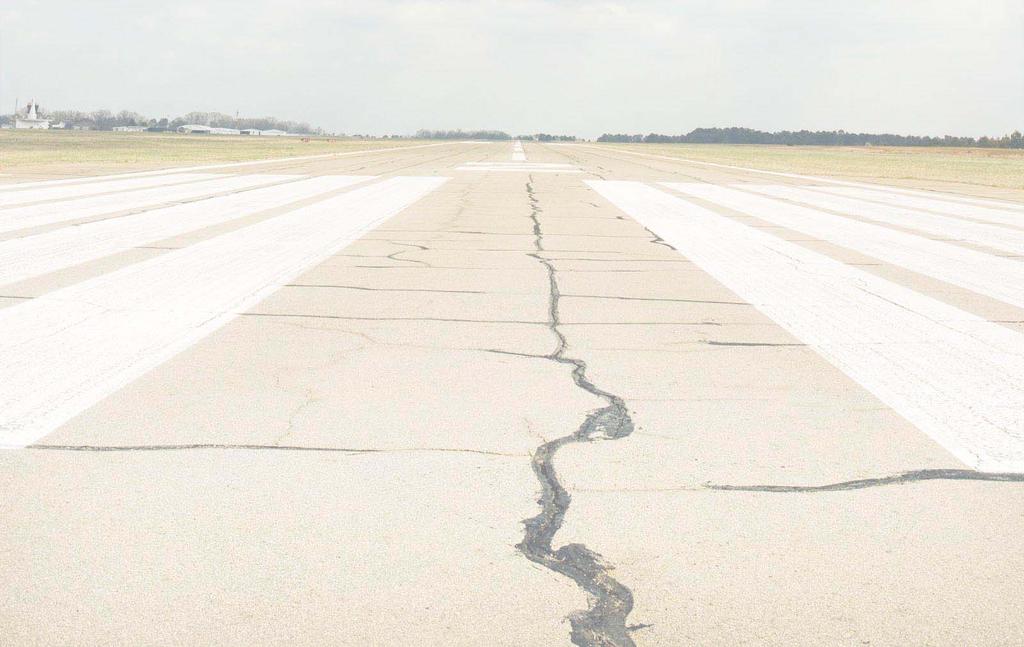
[{"left": 517, "top": 176, "right": 640, "bottom": 647}]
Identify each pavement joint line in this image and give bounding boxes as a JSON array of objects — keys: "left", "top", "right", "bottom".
[
  {"left": 238, "top": 312, "right": 548, "bottom": 324},
  {"left": 576, "top": 469, "right": 1024, "bottom": 494},
  {"left": 516, "top": 174, "right": 639, "bottom": 647},
  {"left": 284, "top": 284, "right": 489, "bottom": 294},
  {"left": 21, "top": 443, "right": 526, "bottom": 457}
]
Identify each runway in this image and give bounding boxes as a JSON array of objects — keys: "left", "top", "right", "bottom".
[{"left": 2, "top": 141, "right": 1023, "bottom": 646}]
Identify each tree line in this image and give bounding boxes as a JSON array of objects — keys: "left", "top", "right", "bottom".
[
  {"left": 416, "top": 129, "right": 512, "bottom": 140},
  {"left": 597, "top": 127, "right": 1024, "bottom": 148},
  {"left": 2, "top": 106, "right": 316, "bottom": 134},
  {"left": 517, "top": 133, "right": 577, "bottom": 142},
  {"left": 414, "top": 130, "right": 578, "bottom": 141}
]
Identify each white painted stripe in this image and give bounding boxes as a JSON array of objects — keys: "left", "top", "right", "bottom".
[
  {"left": 576, "top": 144, "right": 1024, "bottom": 212},
  {"left": 745, "top": 184, "right": 1024, "bottom": 257},
  {"left": 0, "top": 142, "right": 449, "bottom": 192},
  {"left": 814, "top": 186, "right": 1024, "bottom": 228},
  {"left": 589, "top": 180, "right": 1024, "bottom": 472},
  {"left": 0, "top": 173, "right": 223, "bottom": 208},
  {"left": 0, "top": 174, "right": 297, "bottom": 235},
  {"left": 0, "top": 175, "right": 372, "bottom": 287},
  {"left": 0, "top": 176, "right": 447, "bottom": 447},
  {"left": 463, "top": 162, "right": 575, "bottom": 168},
  {"left": 457, "top": 167, "right": 583, "bottom": 173},
  {"left": 664, "top": 182, "right": 1024, "bottom": 311}
]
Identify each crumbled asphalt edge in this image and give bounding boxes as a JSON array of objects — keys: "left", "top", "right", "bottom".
[{"left": 517, "top": 176, "right": 640, "bottom": 647}]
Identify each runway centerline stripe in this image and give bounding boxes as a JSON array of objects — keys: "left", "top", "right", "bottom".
[
  {"left": 512, "top": 140, "right": 526, "bottom": 161},
  {"left": 0, "top": 175, "right": 447, "bottom": 447},
  {"left": 0, "top": 175, "right": 373, "bottom": 287},
  {"left": 0, "top": 174, "right": 301, "bottom": 235},
  {"left": 0, "top": 173, "right": 224, "bottom": 209},
  {"left": 815, "top": 185, "right": 1024, "bottom": 227},
  {"left": 589, "top": 180, "right": 1024, "bottom": 473},
  {"left": 743, "top": 184, "right": 1024, "bottom": 257},
  {"left": 663, "top": 182, "right": 1024, "bottom": 311}
]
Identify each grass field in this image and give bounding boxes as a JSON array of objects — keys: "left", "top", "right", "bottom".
[
  {"left": 604, "top": 143, "right": 1024, "bottom": 190},
  {"left": 0, "top": 130, "right": 423, "bottom": 179}
]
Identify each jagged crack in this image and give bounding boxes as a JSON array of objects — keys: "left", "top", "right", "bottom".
[{"left": 517, "top": 176, "right": 639, "bottom": 647}]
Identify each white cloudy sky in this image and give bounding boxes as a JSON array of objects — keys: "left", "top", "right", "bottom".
[{"left": 1, "top": 0, "right": 1021, "bottom": 137}]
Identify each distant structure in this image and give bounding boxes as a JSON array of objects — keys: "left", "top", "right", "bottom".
[
  {"left": 176, "top": 124, "right": 212, "bottom": 134},
  {"left": 15, "top": 100, "right": 50, "bottom": 129},
  {"left": 112, "top": 125, "right": 147, "bottom": 132}
]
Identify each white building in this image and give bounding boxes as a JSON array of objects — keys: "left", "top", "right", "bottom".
[
  {"left": 113, "top": 125, "right": 147, "bottom": 132},
  {"left": 15, "top": 100, "right": 50, "bottom": 129},
  {"left": 209, "top": 127, "right": 240, "bottom": 135},
  {"left": 176, "top": 124, "right": 212, "bottom": 134},
  {"left": 261, "top": 129, "right": 287, "bottom": 136}
]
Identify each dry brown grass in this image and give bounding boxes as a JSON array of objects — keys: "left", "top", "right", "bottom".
[{"left": 599, "top": 143, "right": 1024, "bottom": 190}]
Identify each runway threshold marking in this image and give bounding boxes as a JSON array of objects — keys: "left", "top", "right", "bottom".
[
  {"left": 814, "top": 185, "right": 1024, "bottom": 227},
  {"left": 589, "top": 180, "right": 1024, "bottom": 473},
  {"left": 512, "top": 140, "right": 527, "bottom": 161},
  {"left": 0, "top": 174, "right": 300, "bottom": 235},
  {"left": 0, "top": 142, "right": 451, "bottom": 192},
  {"left": 573, "top": 143, "right": 1024, "bottom": 212},
  {"left": 0, "top": 173, "right": 226, "bottom": 209},
  {"left": 743, "top": 184, "right": 1024, "bottom": 256},
  {"left": 456, "top": 162, "right": 581, "bottom": 173},
  {"left": 0, "top": 176, "right": 447, "bottom": 448},
  {"left": 663, "top": 183, "right": 1024, "bottom": 311},
  {"left": 0, "top": 175, "right": 373, "bottom": 287}
]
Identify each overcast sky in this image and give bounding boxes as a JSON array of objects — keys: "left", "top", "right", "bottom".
[{"left": 1, "top": 0, "right": 1021, "bottom": 137}]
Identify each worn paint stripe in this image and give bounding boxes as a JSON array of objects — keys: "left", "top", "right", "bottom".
[
  {"left": 589, "top": 180, "right": 1024, "bottom": 473},
  {"left": 0, "top": 142, "right": 449, "bottom": 192},
  {"left": 663, "top": 182, "right": 1024, "bottom": 311},
  {"left": 573, "top": 144, "right": 1024, "bottom": 213},
  {"left": 0, "top": 175, "right": 373, "bottom": 287},
  {"left": 815, "top": 186, "right": 1024, "bottom": 227},
  {"left": 743, "top": 184, "right": 1024, "bottom": 257},
  {"left": 0, "top": 174, "right": 299, "bottom": 235},
  {"left": 0, "top": 176, "right": 447, "bottom": 447},
  {"left": 0, "top": 173, "right": 224, "bottom": 208}
]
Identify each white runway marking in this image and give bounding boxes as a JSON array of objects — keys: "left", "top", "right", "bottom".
[
  {"left": 512, "top": 140, "right": 527, "bottom": 161},
  {"left": 810, "top": 186, "right": 1024, "bottom": 228},
  {"left": 0, "top": 142, "right": 450, "bottom": 192},
  {"left": 457, "top": 162, "right": 580, "bottom": 173},
  {"left": 575, "top": 144, "right": 1024, "bottom": 212},
  {"left": 0, "top": 173, "right": 223, "bottom": 208},
  {"left": 0, "top": 174, "right": 296, "bottom": 235},
  {"left": 664, "top": 182, "right": 1024, "bottom": 311},
  {"left": 0, "top": 176, "right": 447, "bottom": 447},
  {"left": 589, "top": 180, "right": 1024, "bottom": 473},
  {"left": 744, "top": 184, "right": 1024, "bottom": 257},
  {"left": 0, "top": 175, "right": 372, "bottom": 287}
]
